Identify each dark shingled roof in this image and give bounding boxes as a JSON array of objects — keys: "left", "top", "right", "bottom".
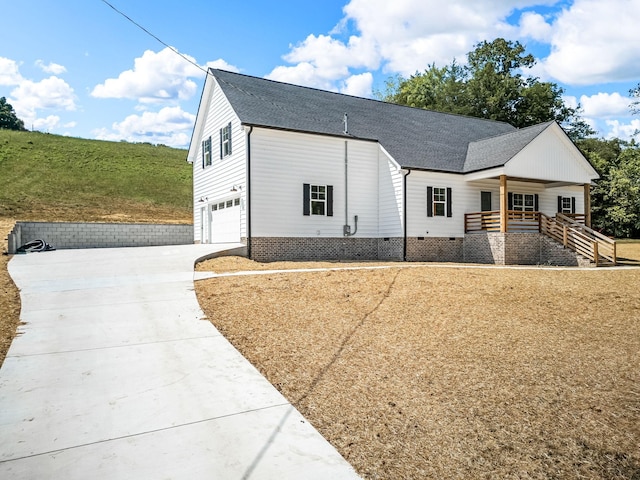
[{"left": 211, "top": 69, "right": 527, "bottom": 173}]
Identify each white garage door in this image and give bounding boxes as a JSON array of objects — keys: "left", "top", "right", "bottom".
[{"left": 210, "top": 197, "right": 241, "bottom": 243}]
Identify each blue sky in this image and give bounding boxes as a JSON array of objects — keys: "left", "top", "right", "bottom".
[{"left": 2, "top": 0, "right": 639, "bottom": 148}]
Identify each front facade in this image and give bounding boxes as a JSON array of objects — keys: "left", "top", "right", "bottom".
[{"left": 188, "top": 70, "right": 603, "bottom": 265}]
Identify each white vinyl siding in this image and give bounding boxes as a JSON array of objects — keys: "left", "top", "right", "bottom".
[
  {"left": 378, "top": 148, "right": 403, "bottom": 237},
  {"left": 504, "top": 124, "right": 598, "bottom": 183},
  {"left": 407, "top": 171, "right": 466, "bottom": 237},
  {"left": 192, "top": 78, "right": 246, "bottom": 243},
  {"left": 251, "top": 128, "right": 380, "bottom": 238}
]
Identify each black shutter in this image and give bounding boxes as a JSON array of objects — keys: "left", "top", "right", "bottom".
[
  {"left": 446, "top": 187, "right": 452, "bottom": 217},
  {"left": 327, "top": 185, "right": 333, "bottom": 217},
  {"left": 426, "top": 186, "right": 433, "bottom": 217},
  {"left": 534, "top": 194, "right": 539, "bottom": 211},
  {"left": 219, "top": 128, "right": 223, "bottom": 159},
  {"left": 201, "top": 139, "right": 205, "bottom": 169},
  {"left": 571, "top": 197, "right": 576, "bottom": 214},
  {"left": 303, "top": 184, "right": 310, "bottom": 216},
  {"left": 227, "top": 122, "right": 232, "bottom": 155},
  {"left": 508, "top": 192, "right": 513, "bottom": 210},
  {"left": 557, "top": 196, "right": 563, "bottom": 213}
]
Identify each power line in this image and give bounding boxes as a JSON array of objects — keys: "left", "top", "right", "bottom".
[{"left": 99, "top": 0, "right": 209, "bottom": 76}]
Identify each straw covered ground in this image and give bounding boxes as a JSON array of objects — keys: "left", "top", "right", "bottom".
[{"left": 196, "top": 256, "right": 640, "bottom": 479}]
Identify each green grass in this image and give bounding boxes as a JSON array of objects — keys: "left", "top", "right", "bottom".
[{"left": 0, "top": 130, "right": 192, "bottom": 222}]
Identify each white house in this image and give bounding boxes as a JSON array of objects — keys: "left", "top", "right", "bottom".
[{"left": 187, "top": 69, "right": 614, "bottom": 265}]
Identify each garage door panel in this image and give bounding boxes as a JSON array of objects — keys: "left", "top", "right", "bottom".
[{"left": 210, "top": 198, "right": 241, "bottom": 243}]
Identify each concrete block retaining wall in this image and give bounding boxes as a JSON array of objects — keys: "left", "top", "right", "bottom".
[{"left": 7, "top": 222, "right": 193, "bottom": 253}]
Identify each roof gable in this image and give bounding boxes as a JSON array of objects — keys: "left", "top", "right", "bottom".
[
  {"left": 464, "top": 121, "right": 553, "bottom": 173},
  {"left": 504, "top": 123, "right": 598, "bottom": 183}
]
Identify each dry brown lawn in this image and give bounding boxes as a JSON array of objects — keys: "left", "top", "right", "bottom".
[
  {"left": 196, "top": 256, "right": 640, "bottom": 479},
  {"left": 0, "top": 218, "right": 21, "bottom": 367}
]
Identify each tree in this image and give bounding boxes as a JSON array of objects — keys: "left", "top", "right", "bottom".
[
  {"left": 0, "top": 97, "right": 26, "bottom": 131},
  {"left": 382, "top": 38, "right": 593, "bottom": 140},
  {"left": 631, "top": 83, "right": 640, "bottom": 115},
  {"left": 578, "top": 138, "right": 640, "bottom": 238}
]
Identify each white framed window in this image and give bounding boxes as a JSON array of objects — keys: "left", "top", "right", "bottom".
[
  {"left": 513, "top": 193, "right": 535, "bottom": 212},
  {"left": 427, "top": 186, "right": 452, "bottom": 217},
  {"left": 303, "top": 183, "right": 333, "bottom": 216},
  {"left": 558, "top": 196, "right": 576, "bottom": 214},
  {"left": 220, "top": 122, "right": 232, "bottom": 158},
  {"left": 433, "top": 187, "right": 446, "bottom": 216},
  {"left": 311, "top": 185, "right": 326, "bottom": 215},
  {"left": 202, "top": 136, "right": 212, "bottom": 168}
]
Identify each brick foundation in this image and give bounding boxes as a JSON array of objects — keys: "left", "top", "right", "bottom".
[
  {"left": 250, "top": 237, "right": 383, "bottom": 262},
  {"left": 464, "top": 232, "right": 593, "bottom": 266},
  {"left": 243, "top": 233, "right": 593, "bottom": 266},
  {"left": 406, "top": 237, "right": 463, "bottom": 262}
]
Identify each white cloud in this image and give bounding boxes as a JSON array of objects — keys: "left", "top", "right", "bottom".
[
  {"left": 32, "top": 115, "right": 61, "bottom": 132},
  {"left": 541, "top": 0, "right": 640, "bottom": 85},
  {"left": 517, "top": 11, "right": 552, "bottom": 42},
  {"left": 340, "top": 72, "right": 374, "bottom": 97},
  {"left": 11, "top": 76, "right": 76, "bottom": 128},
  {"left": 35, "top": 60, "right": 67, "bottom": 75},
  {"left": 266, "top": 62, "right": 336, "bottom": 91},
  {"left": 204, "top": 59, "right": 240, "bottom": 73},
  {"left": 267, "top": 0, "right": 559, "bottom": 91},
  {"left": 580, "top": 92, "right": 632, "bottom": 118},
  {"left": 604, "top": 119, "right": 640, "bottom": 140},
  {"left": 0, "top": 57, "right": 23, "bottom": 86},
  {"left": 91, "top": 47, "right": 205, "bottom": 103},
  {"left": 93, "top": 106, "right": 196, "bottom": 147}
]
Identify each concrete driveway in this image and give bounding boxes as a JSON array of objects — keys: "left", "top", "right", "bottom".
[{"left": 0, "top": 245, "right": 359, "bottom": 479}]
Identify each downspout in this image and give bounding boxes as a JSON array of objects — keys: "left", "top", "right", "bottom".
[
  {"left": 246, "top": 126, "right": 253, "bottom": 258},
  {"left": 343, "top": 115, "right": 358, "bottom": 236},
  {"left": 403, "top": 168, "right": 411, "bottom": 261}
]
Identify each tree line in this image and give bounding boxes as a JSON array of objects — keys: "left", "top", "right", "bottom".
[{"left": 380, "top": 38, "right": 639, "bottom": 238}]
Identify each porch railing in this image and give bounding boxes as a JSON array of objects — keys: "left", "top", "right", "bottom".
[
  {"left": 464, "top": 210, "right": 616, "bottom": 266},
  {"left": 464, "top": 210, "right": 540, "bottom": 233}
]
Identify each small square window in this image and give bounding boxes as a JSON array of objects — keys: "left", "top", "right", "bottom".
[
  {"left": 218, "top": 202, "right": 225, "bottom": 210},
  {"left": 211, "top": 204, "right": 217, "bottom": 211},
  {"left": 226, "top": 200, "right": 233, "bottom": 208},
  {"left": 234, "top": 198, "right": 240, "bottom": 206}
]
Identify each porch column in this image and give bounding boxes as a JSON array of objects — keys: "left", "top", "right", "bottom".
[
  {"left": 584, "top": 183, "right": 592, "bottom": 227},
  {"left": 500, "top": 175, "right": 508, "bottom": 233}
]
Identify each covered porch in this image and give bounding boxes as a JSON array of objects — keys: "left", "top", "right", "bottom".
[{"left": 463, "top": 175, "right": 615, "bottom": 265}]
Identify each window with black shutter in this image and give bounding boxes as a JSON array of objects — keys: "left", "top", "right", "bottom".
[
  {"left": 427, "top": 186, "right": 452, "bottom": 217},
  {"left": 303, "top": 184, "right": 333, "bottom": 216}
]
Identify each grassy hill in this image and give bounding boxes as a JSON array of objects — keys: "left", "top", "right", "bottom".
[{"left": 0, "top": 130, "right": 192, "bottom": 223}]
